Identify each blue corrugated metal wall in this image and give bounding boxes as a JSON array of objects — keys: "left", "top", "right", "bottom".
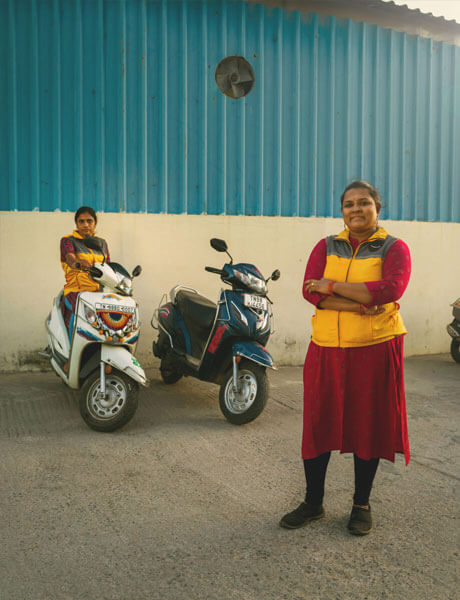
[{"left": 1, "top": 0, "right": 459, "bottom": 220}]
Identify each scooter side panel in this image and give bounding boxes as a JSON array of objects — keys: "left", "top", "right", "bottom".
[
  {"left": 47, "top": 293, "right": 71, "bottom": 359},
  {"left": 232, "top": 341, "right": 275, "bottom": 369},
  {"left": 225, "top": 291, "right": 271, "bottom": 345},
  {"left": 196, "top": 289, "right": 268, "bottom": 381},
  {"left": 196, "top": 323, "right": 233, "bottom": 382},
  {"left": 67, "top": 329, "right": 92, "bottom": 389},
  {"left": 157, "top": 303, "right": 190, "bottom": 355}
]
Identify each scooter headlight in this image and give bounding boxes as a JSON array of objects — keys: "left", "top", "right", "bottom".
[
  {"left": 116, "top": 277, "right": 133, "bottom": 296},
  {"left": 233, "top": 270, "right": 267, "bottom": 294},
  {"left": 83, "top": 304, "right": 98, "bottom": 327}
]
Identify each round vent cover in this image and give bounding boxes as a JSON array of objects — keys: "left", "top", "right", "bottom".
[{"left": 215, "top": 56, "right": 255, "bottom": 99}]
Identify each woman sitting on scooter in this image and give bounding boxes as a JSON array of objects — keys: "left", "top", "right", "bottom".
[{"left": 60, "top": 206, "right": 110, "bottom": 334}]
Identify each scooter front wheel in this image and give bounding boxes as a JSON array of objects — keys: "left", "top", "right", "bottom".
[
  {"left": 450, "top": 339, "right": 460, "bottom": 363},
  {"left": 219, "top": 360, "right": 268, "bottom": 425},
  {"left": 79, "top": 369, "right": 139, "bottom": 432}
]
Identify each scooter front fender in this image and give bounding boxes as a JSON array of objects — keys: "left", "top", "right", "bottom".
[
  {"left": 232, "top": 341, "right": 276, "bottom": 370},
  {"left": 101, "top": 346, "right": 150, "bottom": 387}
]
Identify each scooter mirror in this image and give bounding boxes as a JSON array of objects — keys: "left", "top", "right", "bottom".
[
  {"left": 210, "top": 238, "right": 228, "bottom": 253},
  {"left": 271, "top": 269, "right": 281, "bottom": 281},
  {"left": 132, "top": 265, "right": 142, "bottom": 278}
]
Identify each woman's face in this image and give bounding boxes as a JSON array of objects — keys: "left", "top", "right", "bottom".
[
  {"left": 75, "top": 212, "right": 96, "bottom": 237},
  {"left": 342, "top": 188, "right": 379, "bottom": 234}
]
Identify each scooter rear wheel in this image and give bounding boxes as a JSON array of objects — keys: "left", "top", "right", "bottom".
[
  {"left": 450, "top": 339, "right": 460, "bottom": 363},
  {"left": 79, "top": 369, "right": 139, "bottom": 432},
  {"left": 219, "top": 360, "right": 268, "bottom": 425}
]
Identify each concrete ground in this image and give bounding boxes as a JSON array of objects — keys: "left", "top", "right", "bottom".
[{"left": 0, "top": 354, "right": 458, "bottom": 600}]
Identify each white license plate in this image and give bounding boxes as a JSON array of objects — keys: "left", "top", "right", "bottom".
[
  {"left": 243, "top": 294, "right": 268, "bottom": 311},
  {"left": 95, "top": 303, "right": 135, "bottom": 313}
]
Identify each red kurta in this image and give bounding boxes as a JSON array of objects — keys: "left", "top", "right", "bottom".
[{"left": 301, "top": 235, "right": 411, "bottom": 465}]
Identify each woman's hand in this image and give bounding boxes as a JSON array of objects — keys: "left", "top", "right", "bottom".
[
  {"left": 306, "top": 279, "right": 385, "bottom": 313},
  {"left": 66, "top": 254, "right": 92, "bottom": 270},
  {"left": 77, "top": 259, "right": 92, "bottom": 270},
  {"left": 307, "top": 278, "right": 375, "bottom": 305},
  {"left": 305, "top": 278, "right": 332, "bottom": 295}
]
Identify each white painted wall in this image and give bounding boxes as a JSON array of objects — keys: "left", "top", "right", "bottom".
[{"left": 0, "top": 211, "right": 458, "bottom": 371}]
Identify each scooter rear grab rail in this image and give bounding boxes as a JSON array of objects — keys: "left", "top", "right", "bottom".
[{"left": 170, "top": 285, "right": 199, "bottom": 304}]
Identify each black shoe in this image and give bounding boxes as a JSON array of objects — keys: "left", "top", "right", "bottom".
[
  {"left": 347, "top": 505, "right": 372, "bottom": 536},
  {"left": 279, "top": 502, "right": 325, "bottom": 529}
]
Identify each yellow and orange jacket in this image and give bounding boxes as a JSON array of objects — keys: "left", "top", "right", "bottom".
[
  {"left": 60, "top": 231, "right": 109, "bottom": 296},
  {"left": 311, "top": 227, "right": 407, "bottom": 348}
]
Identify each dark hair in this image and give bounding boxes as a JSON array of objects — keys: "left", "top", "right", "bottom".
[
  {"left": 340, "top": 180, "right": 382, "bottom": 213},
  {"left": 74, "top": 206, "right": 97, "bottom": 224}
]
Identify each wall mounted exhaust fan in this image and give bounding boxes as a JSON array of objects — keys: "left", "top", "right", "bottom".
[{"left": 215, "top": 56, "right": 255, "bottom": 99}]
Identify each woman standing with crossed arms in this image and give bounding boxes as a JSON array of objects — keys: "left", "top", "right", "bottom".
[{"left": 280, "top": 180, "right": 411, "bottom": 535}]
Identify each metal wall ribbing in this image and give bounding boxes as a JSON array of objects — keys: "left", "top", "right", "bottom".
[{"left": 1, "top": 0, "right": 459, "bottom": 220}]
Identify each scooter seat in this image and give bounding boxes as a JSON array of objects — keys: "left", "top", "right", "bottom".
[
  {"left": 176, "top": 290, "right": 216, "bottom": 330},
  {"left": 176, "top": 290, "right": 217, "bottom": 358}
]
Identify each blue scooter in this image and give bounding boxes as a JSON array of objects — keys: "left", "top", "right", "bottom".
[{"left": 151, "top": 238, "right": 280, "bottom": 424}]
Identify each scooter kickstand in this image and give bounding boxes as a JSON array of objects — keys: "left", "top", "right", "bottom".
[{"left": 232, "top": 356, "right": 240, "bottom": 393}]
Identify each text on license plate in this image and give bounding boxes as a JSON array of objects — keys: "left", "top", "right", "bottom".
[
  {"left": 243, "top": 294, "right": 268, "bottom": 311},
  {"left": 95, "top": 303, "right": 135, "bottom": 313}
]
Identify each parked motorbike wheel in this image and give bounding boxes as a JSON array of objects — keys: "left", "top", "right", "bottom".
[
  {"left": 160, "top": 356, "right": 183, "bottom": 384},
  {"left": 219, "top": 360, "right": 268, "bottom": 425},
  {"left": 450, "top": 339, "right": 460, "bottom": 363},
  {"left": 79, "top": 369, "right": 139, "bottom": 432}
]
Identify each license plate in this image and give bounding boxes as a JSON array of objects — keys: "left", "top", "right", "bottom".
[
  {"left": 243, "top": 294, "right": 268, "bottom": 311},
  {"left": 96, "top": 303, "right": 135, "bottom": 313}
]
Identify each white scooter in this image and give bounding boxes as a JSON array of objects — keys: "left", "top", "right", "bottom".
[{"left": 42, "top": 237, "right": 148, "bottom": 432}]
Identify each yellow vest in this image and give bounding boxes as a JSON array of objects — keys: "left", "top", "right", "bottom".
[
  {"left": 61, "top": 231, "right": 108, "bottom": 295},
  {"left": 311, "top": 227, "right": 407, "bottom": 348}
]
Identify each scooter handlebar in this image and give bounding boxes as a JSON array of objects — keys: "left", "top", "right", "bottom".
[{"left": 205, "top": 266, "right": 224, "bottom": 275}]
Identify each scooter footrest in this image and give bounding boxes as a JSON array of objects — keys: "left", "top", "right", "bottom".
[{"left": 185, "top": 354, "right": 200, "bottom": 369}]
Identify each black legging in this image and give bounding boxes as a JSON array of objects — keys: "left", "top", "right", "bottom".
[{"left": 303, "top": 452, "right": 380, "bottom": 506}]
